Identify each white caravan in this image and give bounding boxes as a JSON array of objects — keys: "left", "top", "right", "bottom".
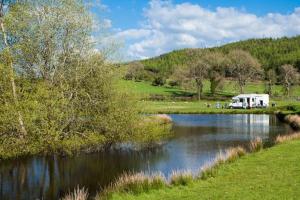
[{"left": 229, "top": 94, "right": 269, "bottom": 109}]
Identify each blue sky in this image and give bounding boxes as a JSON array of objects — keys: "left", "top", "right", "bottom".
[{"left": 94, "top": 0, "right": 300, "bottom": 60}]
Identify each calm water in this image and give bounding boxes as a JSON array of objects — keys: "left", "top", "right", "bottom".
[{"left": 0, "top": 114, "right": 291, "bottom": 200}]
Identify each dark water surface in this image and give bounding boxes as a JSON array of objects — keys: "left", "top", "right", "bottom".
[{"left": 0, "top": 114, "right": 292, "bottom": 200}]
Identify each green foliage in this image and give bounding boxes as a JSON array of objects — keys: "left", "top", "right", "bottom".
[
  {"left": 152, "top": 76, "right": 166, "bottom": 86},
  {"left": 0, "top": 0, "right": 171, "bottom": 159},
  {"left": 140, "top": 36, "right": 300, "bottom": 78}
]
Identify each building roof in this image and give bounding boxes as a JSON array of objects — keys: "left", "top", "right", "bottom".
[{"left": 233, "top": 94, "right": 269, "bottom": 98}]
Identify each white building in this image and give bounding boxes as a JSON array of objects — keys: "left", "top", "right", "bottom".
[{"left": 229, "top": 94, "right": 269, "bottom": 109}]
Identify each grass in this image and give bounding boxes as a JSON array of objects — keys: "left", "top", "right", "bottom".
[
  {"left": 249, "top": 137, "right": 263, "bottom": 152},
  {"left": 276, "top": 132, "right": 300, "bottom": 144},
  {"left": 119, "top": 79, "right": 300, "bottom": 114},
  {"left": 138, "top": 100, "right": 300, "bottom": 114},
  {"left": 170, "top": 171, "right": 193, "bottom": 186},
  {"left": 119, "top": 79, "right": 300, "bottom": 99},
  {"left": 104, "top": 137, "right": 300, "bottom": 200},
  {"left": 62, "top": 187, "right": 88, "bottom": 200}
]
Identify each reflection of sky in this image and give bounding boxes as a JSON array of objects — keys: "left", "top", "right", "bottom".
[
  {"left": 0, "top": 114, "right": 291, "bottom": 199},
  {"left": 147, "top": 114, "right": 289, "bottom": 176}
]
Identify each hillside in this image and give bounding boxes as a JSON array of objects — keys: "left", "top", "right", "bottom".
[{"left": 140, "top": 36, "right": 300, "bottom": 77}]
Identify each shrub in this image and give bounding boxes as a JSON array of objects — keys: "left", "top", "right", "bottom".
[
  {"left": 152, "top": 76, "right": 165, "bottom": 86},
  {"left": 284, "top": 115, "right": 300, "bottom": 130}
]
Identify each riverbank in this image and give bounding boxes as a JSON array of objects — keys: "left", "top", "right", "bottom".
[
  {"left": 139, "top": 100, "right": 300, "bottom": 114},
  {"left": 95, "top": 135, "right": 300, "bottom": 200}
]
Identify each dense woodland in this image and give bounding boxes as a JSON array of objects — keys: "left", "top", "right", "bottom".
[{"left": 141, "top": 36, "right": 300, "bottom": 75}]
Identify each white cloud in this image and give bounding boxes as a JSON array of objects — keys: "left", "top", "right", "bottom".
[{"left": 115, "top": 0, "right": 300, "bottom": 60}]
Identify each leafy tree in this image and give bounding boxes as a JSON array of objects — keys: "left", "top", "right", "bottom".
[
  {"left": 0, "top": 0, "right": 167, "bottom": 155},
  {"left": 188, "top": 59, "right": 209, "bottom": 100},
  {"left": 228, "top": 50, "right": 262, "bottom": 93},
  {"left": 279, "top": 64, "right": 299, "bottom": 96},
  {"left": 0, "top": 0, "right": 28, "bottom": 137},
  {"left": 124, "top": 62, "right": 145, "bottom": 81},
  {"left": 203, "top": 51, "right": 227, "bottom": 95}
]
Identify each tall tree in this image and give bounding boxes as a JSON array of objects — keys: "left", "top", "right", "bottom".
[
  {"left": 279, "top": 64, "right": 299, "bottom": 96},
  {"left": 188, "top": 59, "right": 209, "bottom": 101},
  {"left": 229, "top": 50, "right": 262, "bottom": 93},
  {"left": 0, "top": 0, "right": 27, "bottom": 137},
  {"left": 203, "top": 51, "right": 227, "bottom": 95}
]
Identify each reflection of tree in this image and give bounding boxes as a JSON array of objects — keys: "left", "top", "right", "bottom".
[{"left": 0, "top": 146, "right": 169, "bottom": 199}]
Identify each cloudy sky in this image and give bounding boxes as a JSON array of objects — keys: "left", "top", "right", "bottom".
[{"left": 96, "top": 0, "right": 300, "bottom": 60}]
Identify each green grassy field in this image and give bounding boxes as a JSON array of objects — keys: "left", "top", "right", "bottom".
[
  {"left": 119, "top": 79, "right": 300, "bottom": 99},
  {"left": 118, "top": 80, "right": 300, "bottom": 114},
  {"left": 109, "top": 139, "right": 300, "bottom": 200},
  {"left": 139, "top": 100, "right": 300, "bottom": 114}
]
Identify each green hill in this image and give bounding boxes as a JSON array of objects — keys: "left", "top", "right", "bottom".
[{"left": 140, "top": 36, "right": 300, "bottom": 77}]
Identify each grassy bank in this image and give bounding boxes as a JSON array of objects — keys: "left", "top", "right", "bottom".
[
  {"left": 139, "top": 100, "right": 300, "bottom": 114},
  {"left": 100, "top": 137, "right": 300, "bottom": 200}
]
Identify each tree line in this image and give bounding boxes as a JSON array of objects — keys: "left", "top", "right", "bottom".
[{"left": 125, "top": 49, "right": 300, "bottom": 100}]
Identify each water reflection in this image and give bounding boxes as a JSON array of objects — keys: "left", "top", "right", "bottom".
[{"left": 0, "top": 114, "right": 291, "bottom": 199}]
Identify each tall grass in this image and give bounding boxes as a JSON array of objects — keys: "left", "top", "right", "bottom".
[
  {"left": 275, "top": 132, "right": 300, "bottom": 144},
  {"left": 249, "top": 137, "right": 263, "bottom": 152},
  {"left": 200, "top": 146, "right": 246, "bottom": 180},
  {"left": 97, "top": 172, "right": 166, "bottom": 199},
  {"left": 62, "top": 187, "right": 88, "bottom": 200},
  {"left": 170, "top": 170, "right": 193, "bottom": 186}
]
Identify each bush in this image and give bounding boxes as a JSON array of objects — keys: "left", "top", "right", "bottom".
[{"left": 152, "top": 76, "right": 165, "bottom": 86}]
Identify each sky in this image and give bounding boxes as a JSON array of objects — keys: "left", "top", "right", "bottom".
[{"left": 93, "top": 0, "right": 300, "bottom": 60}]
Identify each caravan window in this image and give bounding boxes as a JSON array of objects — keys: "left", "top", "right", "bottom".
[{"left": 239, "top": 98, "right": 244, "bottom": 103}]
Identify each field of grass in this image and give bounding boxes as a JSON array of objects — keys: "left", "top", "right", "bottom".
[
  {"left": 109, "top": 139, "right": 300, "bottom": 200},
  {"left": 139, "top": 100, "right": 300, "bottom": 114},
  {"left": 119, "top": 79, "right": 300, "bottom": 99}
]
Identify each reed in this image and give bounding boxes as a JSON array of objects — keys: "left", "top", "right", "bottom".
[
  {"left": 62, "top": 187, "right": 88, "bottom": 200},
  {"left": 98, "top": 172, "right": 166, "bottom": 199},
  {"left": 275, "top": 132, "right": 300, "bottom": 144},
  {"left": 249, "top": 137, "right": 263, "bottom": 152},
  {"left": 170, "top": 170, "right": 193, "bottom": 186},
  {"left": 200, "top": 146, "right": 246, "bottom": 180}
]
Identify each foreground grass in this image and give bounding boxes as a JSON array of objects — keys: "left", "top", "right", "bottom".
[
  {"left": 139, "top": 100, "right": 300, "bottom": 114},
  {"left": 109, "top": 139, "right": 300, "bottom": 200}
]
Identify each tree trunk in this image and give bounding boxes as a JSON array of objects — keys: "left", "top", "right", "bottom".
[
  {"left": 197, "top": 83, "right": 202, "bottom": 101},
  {"left": 239, "top": 85, "right": 244, "bottom": 94},
  {"left": 0, "top": 19, "right": 27, "bottom": 138}
]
